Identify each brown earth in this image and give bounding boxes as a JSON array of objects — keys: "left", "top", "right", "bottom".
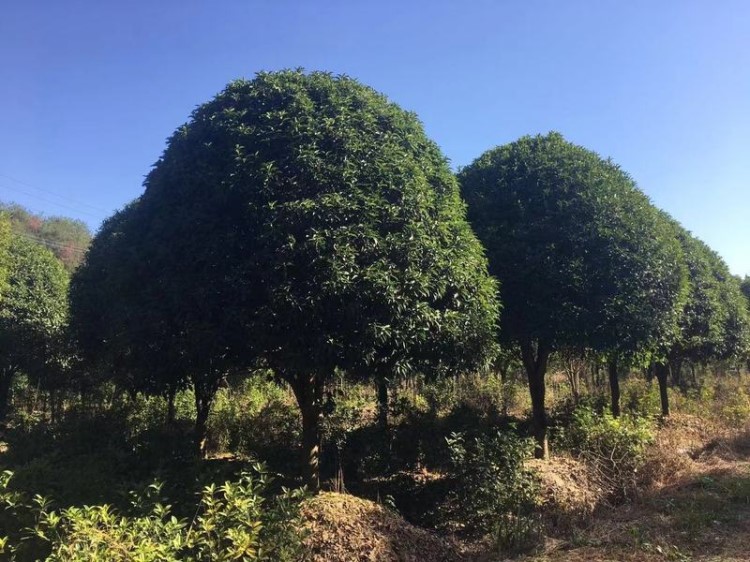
[
  {"left": 302, "top": 416, "right": 750, "bottom": 561},
  {"left": 302, "top": 492, "right": 465, "bottom": 562},
  {"left": 529, "top": 416, "right": 750, "bottom": 561}
]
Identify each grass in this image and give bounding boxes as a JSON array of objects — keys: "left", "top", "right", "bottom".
[{"left": 1, "top": 368, "right": 749, "bottom": 560}]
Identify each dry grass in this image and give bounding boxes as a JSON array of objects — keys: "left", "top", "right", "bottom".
[
  {"left": 532, "top": 418, "right": 750, "bottom": 562},
  {"left": 301, "top": 376, "right": 750, "bottom": 561},
  {"left": 528, "top": 455, "right": 600, "bottom": 529},
  {"left": 302, "top": 492, "right": 466, "bottom": 562}
]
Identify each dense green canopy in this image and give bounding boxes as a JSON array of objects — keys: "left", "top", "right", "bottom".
[
  {"left": 459, "top": 132, "right": 687, "bottom": 454},
  {"left": 71, "top": 70, "right": 499, "bottom": 485},
  {"left": 669, "top": 228, "right": 749, "bottom": 368},
  {"left": 70, "top": 201, "right": 189, "bottom": 399},
  {"left": 0, "top": 235, "right": 69, "bottom": 421},
  {"left": 460, "top": 132, "right": 686, "bottom": 358}
]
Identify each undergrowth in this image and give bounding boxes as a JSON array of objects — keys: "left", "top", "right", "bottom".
[{"left": 0, "top": 466, "right": 307, "bottom": 562}]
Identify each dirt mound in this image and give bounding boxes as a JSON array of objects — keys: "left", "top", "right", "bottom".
[
  {"left": 659, "top": 413, "right": 723, "bottom": 452},
  {"left": 693, "top": 426, "right": 750, "bottom": 463},
  {"left": 641, "top": 415, "right": 750, "bottom": 489},
  {"left": 528, "top": 455, "right": 601, "bottom": 525},
  {"left": 302, "top": 492, "right": 465, "bottom": 562}
]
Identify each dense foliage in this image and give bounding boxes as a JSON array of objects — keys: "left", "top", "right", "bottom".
[
  {"left": 445, "top": 429, "right": 542, "bottom": 553},
  {"left": 0, "top": 203, "right": 91, "bottom": 272},
  {"left": 560, "top": 404, "right": 654, "bottom": 501},
  {"left": 0, "top": 468, "right": 307, "bottom": 562},
  {"left": 674, "top": 232, "right": 749, "bottom": 362},
  {"left": 459, "top": 132, "right": 687, "bottom": 455},
  {"left": 70, "top": 70, "right": 499, "bottom": 487},
  {"left": 0, "top": 235, "right": 68, "bottom": 421}
]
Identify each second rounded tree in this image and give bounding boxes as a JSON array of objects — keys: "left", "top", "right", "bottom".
[{"left": 459, "top": 132, "right": 687, "bottom": 457}]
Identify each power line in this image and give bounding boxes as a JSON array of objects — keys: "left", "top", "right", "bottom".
[
  {"left": 0, "top": 173, "right": 109, "bottom": 213},
  {"left": 0, "top": 182, "right": 103, "bottom": 220},
  {"left": 15, "top": 231, "right": 89, "bottom": 254}
]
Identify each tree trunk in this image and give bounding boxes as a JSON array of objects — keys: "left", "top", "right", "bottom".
[
  {"left": 50, "top": 387, "right": 57, "bottom": 424},
  {"left": 377, "top": 378, "right": 389, "bottom": 431},
  {"left": 166, "top": 386, "right": 177, "bottom": 426},
  {"left": 520, "top": 340, "right": 550, "bottom": 459},
  {"left": 0, "top": 369, "right": 14, "bottom": 425},
  {"left": 655, "top": 363, "right": 670, "bottom": 417},
  {"left": 670, "top": 358, "right": 683, "bottom": 388},
  {"left": 608, "top": 358, "right": 621, "bottom": 418},
  {"left": 690, "top": 363, "right": 698, "bottom": 387},
  {"left": 193, "top": 385, "right": 215, "bottom": 458},
  {"left": 291, "top": 374, "right": 323, "bottom": 491},
  {"left": 498, "top": 359, "right": 510, "bottom": 384},
  {"left": 591, "top": 362, "right": 603, "bottom": 390},
  {"left": 571, "top": 368, "right": 580, "bottom": 403}
]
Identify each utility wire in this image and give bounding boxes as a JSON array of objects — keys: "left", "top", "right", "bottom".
[
  {"left": 0, "top": 173, "right": 108, "bottom": 213},
  {"left": 15, "top": 231, "right": 89, "bottom": 254},
  {"left": 0, "top": 182, "right": 103, "bottom": 220}
]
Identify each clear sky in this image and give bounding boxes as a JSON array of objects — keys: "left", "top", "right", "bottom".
[{"left": 2, "top": 1, "right": 748, "bottom": 274}]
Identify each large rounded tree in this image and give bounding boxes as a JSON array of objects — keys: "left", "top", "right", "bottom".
[
  {"left": 459, "top": 132, "right": 687, "bottom": 457},
  {"left": 71, "top": 70, "right": 499, "bottom": 487},
  {"left": 70, "top": 200, "right": 191, "bottom": 425}
]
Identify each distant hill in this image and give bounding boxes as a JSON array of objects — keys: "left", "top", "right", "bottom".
[{"left": 0, "top": 202, "right": 91, "bottom": 271}]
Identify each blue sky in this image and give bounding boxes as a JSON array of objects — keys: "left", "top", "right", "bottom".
[{"left": 2, "top": 1, "right": 748, "bottom": 274}]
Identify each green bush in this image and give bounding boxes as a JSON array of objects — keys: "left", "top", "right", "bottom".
[
  {"left": 622, "top": 377, "right": 661, "bottom": 419},
  {"left": 561, "top": 405, "right": 654, "bottom": 502},
  {"left": 453, "top": 373, "right": 503, "bottom": 418},
  {"left": 422, "top": 377, "right": 457, "bottom": 416},
  {"left": 719, "top": 385, "right": 750, "bottom": 426},
  {"left": 444, "top": 429, "right": 542, "bottom": 554},
  {"left": 321, "top": 385, "right": 372, "bottom": 488},
  {"left": 0, "top": 467, "right": 307, "bottom": 561},
  {"left": 208, "top": 376, "right": 291, "bottom": 455}
]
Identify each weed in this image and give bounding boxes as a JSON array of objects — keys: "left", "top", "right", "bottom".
[{"left": 443, "top": 428, "right": 543, "bottom": 554}]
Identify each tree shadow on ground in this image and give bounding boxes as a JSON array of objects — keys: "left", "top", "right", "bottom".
[{"left": 0, "top": 409, "right": 281, "bottom": 517}]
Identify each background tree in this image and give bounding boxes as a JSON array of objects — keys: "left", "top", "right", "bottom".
[
  {"left": 739, "top": 276, "right": 750, "bottom": 308},
  {"left": 651, "top": 228, "right": 750, "bottom": 415},
  {"left": 0, "top": 213, "right": 12, "bottom": 301},
  {"left": 0, "top": 203, "right": 91, "bottom": 271},
  {"left": 71, "top": 70, "right": 499, "bottom": 487},
  {"left": 0, "top": 235, "right": 69, "bottom": 422},
  {"left": 459, "top": 132, "right": 686, "bottom": 457},
  {"left": 70, "top": 201, "right": 200, "bottom": 439}
]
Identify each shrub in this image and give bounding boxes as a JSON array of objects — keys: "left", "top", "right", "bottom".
[
  {"left": 208, "top": 376, "right": 291, "bottom": 455},
  {"left": 550, "top": 393, "right": 609, "bottom": 429},
  {"left": 622, "top": 377, "right": 661, "bottom": 419},
  {"left": 422, "top": 377, "right": 457, "bottom": 416},
  {"left": 560, "top": 405, "right": 654, "bottom": 502},
  {"left": 719, "top": 386, "right": 750, "bottom": 426},
  {"left": 453, "top": 373, "right": 503, "bottom": 418},
  {"left": 0, "top": 466, "right": 307, "bottom": 561},
  {"left": 444, "top": 429, "right": 542, "bottom": 554},
  {"left": 321, "top": 386, "right": 371, "bottom": 489}
]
